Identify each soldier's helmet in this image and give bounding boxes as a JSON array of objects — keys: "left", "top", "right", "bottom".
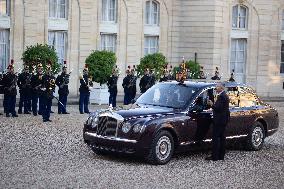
[
  {"left": 46, "top": 60, "right": 52, "bottom": 70},
  {"left": 37, "top": 63, "right": 43, "bottom": 69},
  {"left": 83, "top": 64, "right": 89, "bottom": 73},
  {"left": 7, "top": 59, "right": 15, "bottom": 70},
  {"left": 63, "top": 61, "right": 67, "bottom": 69}
]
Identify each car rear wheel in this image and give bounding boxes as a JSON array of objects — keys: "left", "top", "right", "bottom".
[
  {"left": 146, "top": 130, "right": 174, "bottom": 165},
  {"left": 245, "top": 121, "right": 265, "bottom": 151}
]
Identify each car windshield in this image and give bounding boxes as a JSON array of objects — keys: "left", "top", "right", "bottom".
[{"left": 136, "top": 83, "right": 200, "bottom": 109}]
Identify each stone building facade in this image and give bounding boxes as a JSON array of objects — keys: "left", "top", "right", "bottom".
[{"left": 0, "top": 0, "right": 284, "bottom": 97}]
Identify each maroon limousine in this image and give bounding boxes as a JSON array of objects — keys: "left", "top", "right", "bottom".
[{"left": 83, "top": 81, "right": 279, "bottom": 164}]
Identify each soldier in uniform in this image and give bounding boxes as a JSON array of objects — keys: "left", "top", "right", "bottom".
[
  {"left": 79, "top": 65, "right": 93, "bottom": 114},
  {"left": 55, "top": 61, "right": 70, "bottom": 114},
  {"left": 199, "top": 66, "right": 207, "bottom": 79},
  {"left": 228, "top": 69, "right": 235, "bottom": 82},
  {"left": 139, "top": 68, "right": 151, "bottom": 93},
  {"left": 149, "top": 69, "right": 156, "bottom": 87},
  {"left": 130, "top": 69, "right": 137, "bottom": 102},
  {"left": 211, "top": 67, "right": 221, "bottom": 80},
  {"left": 17, "top": 65, "right": 32, "bottom": 114},
  {"left": 160, "top": 68, "right": 171, "bottom": 82},
  {"left": 41, "top": 63, "right": 56, "bottom": 122},
  {"left": 122, "top": 69, "right": 132, "bottom": 105},
  {"left": 2, "top": 60, "right": 18, "bottom": 117},
  {"left": 107, "top": 68, "right": 118, "bottom": 107},
  {"left": 31, "top": 64, "right": 44, "bottom": 116}
]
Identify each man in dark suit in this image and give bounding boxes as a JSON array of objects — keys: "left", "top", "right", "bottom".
[{"left": 206, "top": 83, "right": 230, "bottom": 161}]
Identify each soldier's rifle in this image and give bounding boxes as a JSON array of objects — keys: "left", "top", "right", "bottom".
[
  {"left": 22, "top": 73, "right": 33, "bottom": 89},
  {"left": 59, "top": 72, "right": 71, "bottom": 89},
  {"left": 6, "top": 74, "right": 18, "bottom": 92}
]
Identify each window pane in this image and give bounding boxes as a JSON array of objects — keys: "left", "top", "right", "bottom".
[
  {"left": 240, "top": 6, "right": 246, "bottom": 17},
  {"left": 59, "top": 0, "right": 66, "bottom": 18},
  {"left": 49, "top": 0, "right": 56, "bottom": 17},
  {"left": 282, "top": 10, "right": 284, "bottom": 31},
  {"left": 145, "top": 1, "right": 150, "bottom": 24},
  {"left": 0, "top": 30, "right": 9, "bottom": 72},
  {"left": 232, "top": 6, "right": 238, "bottom": 28},
  {"left": 48, "top": 32, "right": 56, "bottom": 47},
  {"left": 230, "top": 39, "right": 246, "bottom": 74},
  {"left": 239, "top": 17, "right": 246, "bottom": 28},
  {"left": 48, "top": 31, "right": 66, "bottom": 65},
  {"left": 102, "top": 0, "right": 107, "bottom": 21},
  {"left": 109, "top": 0, "right": 115, "bottom": 21},
  {"left": 0, "top": 0, "right": 7, "bottom": 15},
  {"left": 101, "top": 34, "right": 116, "bottom": 52},
  {"left": 102, "top": 0, "right": 116, "bottom": 21},
  {"left": 144, "top": 36, "right": 159, "bottom": 55},
  {"left": 152, "top": 2, "right": 158, "bottom": 25}
]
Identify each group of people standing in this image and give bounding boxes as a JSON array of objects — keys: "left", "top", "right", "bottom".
[{"left": 0, "top": 60, "right": 94, "bottom": 122}]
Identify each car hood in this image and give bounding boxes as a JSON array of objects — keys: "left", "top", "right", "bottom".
[{"left": 115, "top": 105, "right": 175, "bottom": 119}]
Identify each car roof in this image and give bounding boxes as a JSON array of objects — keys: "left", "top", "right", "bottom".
[{"left": 163, "top": 80, "right": 248, "bottom": 88}]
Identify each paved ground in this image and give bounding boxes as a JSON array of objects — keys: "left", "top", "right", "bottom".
[{"left": 0, "top": 102, "right": 283, "bottom": 189}]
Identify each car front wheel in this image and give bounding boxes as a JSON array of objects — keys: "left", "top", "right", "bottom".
[
  {"left": 245, "top": 121, "right": 265, "bottom": 151},
  {"left": 146, "top": 130, "right": 174, "bottom": 165}
]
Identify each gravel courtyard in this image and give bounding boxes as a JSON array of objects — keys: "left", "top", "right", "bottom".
[{"left": 0, "top": 102, "right": 283, "bottom": 189}]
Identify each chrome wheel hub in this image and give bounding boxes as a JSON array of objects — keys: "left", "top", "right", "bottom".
[
  {"left": 252, "top": 127, "right": 264, "bottom": 147},
  {"left": 156, "top": 136, "right": 172, "bottom": 161}
]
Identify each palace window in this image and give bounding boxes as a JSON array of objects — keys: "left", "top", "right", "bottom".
[
  {"left": 102, "top": 0, "right": 117, "bottom": 22},
  {"left": 101, "top": 33, "right": 117, "bottom": 52},
  {"left": 48, "top": 31, "right": 67, "bottom": 65},
  {"left": 144, "top": 36, "right": 159, "bottom": 55},
  {"left": 230, "top": 39, "right": 247, "bottom": 74},
  {"left": 0, "top": 0, "right": 10, "bottom": 16},
  {"left": 49, "top": 0, "right": 68, "bottom": 19},
  {"left": 145, "top": 0, "right": 160, "bottom": 25},
  {"left": 232, "top": 5, "right": 248, "bottom": 29},
  {"left": 0, "top": 29, "right": 9, "bottom": 72},
  {"left": 282, "top": 10, "right": 284, "bottom": 31},
  {"left": 281, "top": 41, "right": 284, "bottom": 74}
]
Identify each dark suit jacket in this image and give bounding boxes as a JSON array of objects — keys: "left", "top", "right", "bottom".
[{"left": 212, "top": 91, "right": 230, "bottom": 126}]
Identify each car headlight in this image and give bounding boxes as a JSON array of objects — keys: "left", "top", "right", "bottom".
[
  {"left": 86, "top": 116, "right": 93, "bottom": 125},
  {"left": 91, "top": 117, "right": 99, "bottom": 129},
  {"left": 133, "top": 123, "right": 145, "bottom": 133},
  {"left": 122, "top": 122, "right": 132, "bottom": 133}
]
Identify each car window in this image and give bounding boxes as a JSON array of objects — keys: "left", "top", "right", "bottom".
[
  {"left": 193, "top": 88, "right": 215, "bottom": 111},
  {"left": 226, "top": 87, "right": 240, "bottom": 108},
  {"left": 238, "top": 87, "right": 259, "bottom": 107},
  {"left": 137, "top": 83, "right": 200, "bottom": 109}
]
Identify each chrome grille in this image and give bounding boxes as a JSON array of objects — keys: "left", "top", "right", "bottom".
[{"left": 97, "top": 116, "right": 117, "bottom": 137}]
